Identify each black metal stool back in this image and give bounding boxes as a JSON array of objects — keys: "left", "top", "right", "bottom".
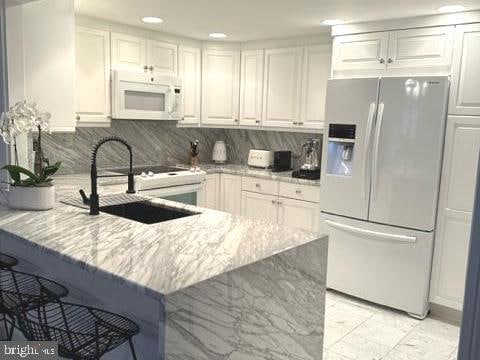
[
  {"left": 0, "top": 268, "right": 68, "bottom": 341},
  {"left": 17, "top": 301, "right": 139, "bottom": 360},
  {"left": 0, "top": 252, "right": 18, "bottom": 269}
]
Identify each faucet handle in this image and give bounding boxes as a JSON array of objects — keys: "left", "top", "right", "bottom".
[{"left": 79, "top": 189, "right": 90, "bottom": 205}]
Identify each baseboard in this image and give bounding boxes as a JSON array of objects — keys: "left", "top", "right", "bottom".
[{"left": 430, "top": 302, "right": 463, "bottom": 326}]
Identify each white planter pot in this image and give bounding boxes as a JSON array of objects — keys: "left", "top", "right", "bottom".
[{"left": 8, "top": 185, "right": 55, "bottom": 211}]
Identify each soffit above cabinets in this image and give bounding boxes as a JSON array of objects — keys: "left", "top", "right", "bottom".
[{"left": 74, "top": 0, "right": 480, "bottom": 42}]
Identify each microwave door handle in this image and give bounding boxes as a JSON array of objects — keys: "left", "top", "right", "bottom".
[
  {"left": 371, "top": 102, "right": 384, "bottom": 201},
  {"left": 166, "top": 86, "right": 175, "bottom": 114},
  {"left": 362, "top": 103, "right": 376, "bottom": 199}
]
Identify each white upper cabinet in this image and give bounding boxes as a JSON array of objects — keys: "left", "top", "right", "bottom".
[
  {"left": 332, "top": 32, "right": 389, "bottom": 75},
  {"left": 201, "top": 49, "right": 240, "bottom": 126},
  {"left": 111, "top": 32, "right": 177, "bottom": 75},
  {"left": 449, "top": 23, "right": 480, "bottom": 116},
  {"left": 147, "top": 40, "right": 178, "bottom": 75},
  {"left": 386, "top": 26, "right": 454, "bottom": 73},
  {"left": 239, "top": 50, "right": 264, "bottom": 127},
  {"left": 300, "top": 45, "right": 331, "bottom": 130},
  {"left": 75, "top": 26, "right": 111, "bottom": 127},
  {"left": 111, "top": 32, "right": 146, "bottom": 72},
  {"left": 178, "top": 46, "right": 201, "bottom": 124},
  {"left": 262, "top": 47, "right": 303, "bottom": 128},
  {"left": 332, "top": 26, "right": 455, "bottom": 77},
  {"left": 430, "top": 116, "right": 480, "bottom": 310},
  {"left": 22, "top": 0, "right": 76, "bottom": 132}
]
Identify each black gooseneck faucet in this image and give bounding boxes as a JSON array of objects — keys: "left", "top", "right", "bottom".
[{"left": 80, "top": 136, "right": 135, "bottom": 215}]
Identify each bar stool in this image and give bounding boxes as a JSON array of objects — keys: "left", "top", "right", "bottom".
[
  {"left": 17, "top": 301, "right": 139, "bottom": 360},
  {"left": 0, "top": 268, "right": 68, "bottom": 340},
  {"left": 0, "top": 252, "right": 18, "bottom": 269}
]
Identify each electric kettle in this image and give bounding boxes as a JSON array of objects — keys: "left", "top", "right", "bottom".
[{"left": 212, "top": 141, "right": 227, "bottom": 164}]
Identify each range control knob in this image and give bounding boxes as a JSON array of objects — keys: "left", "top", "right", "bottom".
[
  {"left": 140, "top": 172, "right": 147, "bottom": 178},
  {"left": 148, "top": 171, "right": 154, "bottom": 177}
]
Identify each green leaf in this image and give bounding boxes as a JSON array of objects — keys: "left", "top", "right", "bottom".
[
  {"left": 2, "top": 165, "right": 40, "bottom": 185},
  {"left": 39, "top": 161, "right": 61, "bottom": 183}
]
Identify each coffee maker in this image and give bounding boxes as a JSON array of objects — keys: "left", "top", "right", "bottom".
[{"left": 292, "top": 139, "right": 321, "bottom": 180}]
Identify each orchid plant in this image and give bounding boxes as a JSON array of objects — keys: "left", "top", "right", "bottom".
[{"left": 0, "top": 101, "right": 61, "bottom": 187}]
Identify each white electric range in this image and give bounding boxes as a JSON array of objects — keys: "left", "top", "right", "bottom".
[{"left": 111, "top": 165, "right": 206, "bottom": 206}]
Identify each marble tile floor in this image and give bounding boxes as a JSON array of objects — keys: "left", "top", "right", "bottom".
[{"left": 323, "top": 290, "right": 460, "bottom": 360}]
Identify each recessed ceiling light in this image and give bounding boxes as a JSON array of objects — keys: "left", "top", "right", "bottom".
[
  {"left": 437, "top": 5, "right": 467, "bottom": 13},
  {"left": 322, "top": 19, "right": 345, "bottom": 26},
  {"left": 209, "top": 32, "right": 227, "bottom": 39},
  {"left": 141, "top": 16, "right": 164, "bottom": 24}
]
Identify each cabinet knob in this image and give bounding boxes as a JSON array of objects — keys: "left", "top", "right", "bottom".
[
  {"left": 277, "top": 200, "right": 282, "bottom": 205},
  {"left": 255, "top": 120, "right": 260, "bottom": 124},
  {"left": 298, "top": 122, "right": 304, "bottom": 126},
  {"left": 149, "top": 66, "right": 154, "bottom": 72},
  {"left": 234, "top": 119, "right": 239, "bottom": 123},
  {"left": 271, "top": 199, "right": 276, "bottom": 204},
  {"left": 255, "top": 183, "right": 261, "bottom": 188},
  {"left": 143, "top": 65, "right": 149, "bottom": 71},
  {"left": 379, "top": 58, "right": 385, "bottom": 64},
  {"left": 387, "top": 58, "right": 393, "bottom": 64},
  {"left": 295, "top": 189, "right": 302, "bottom": 194},
  {"left": 75, "top": 115, "right": 80, "bottom": 121},
  {"left": 293, "top": 121, "right": 298, "bottom": 125}
]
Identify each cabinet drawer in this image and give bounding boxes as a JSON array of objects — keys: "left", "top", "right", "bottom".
[
  {"left": 242, "top": 177, "right": 278, "bottom": 195},
  {"left": 279, "top": 182, "right": 320, "bottom": 202}
]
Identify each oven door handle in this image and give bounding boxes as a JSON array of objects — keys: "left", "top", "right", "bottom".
[{"left": 138, "top": 183, "right": 202, "bottom": 198}]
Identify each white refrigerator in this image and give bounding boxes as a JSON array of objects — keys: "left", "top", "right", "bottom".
[{"left": 320, "top": 77, "right": 449, "bottom": 318}]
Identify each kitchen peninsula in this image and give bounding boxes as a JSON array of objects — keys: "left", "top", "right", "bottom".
[{"left": 0, "top": 175, "right": 328, "bottom": 360}]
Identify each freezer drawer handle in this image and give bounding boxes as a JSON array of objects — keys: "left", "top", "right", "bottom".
[{"left": 325, "top": 220, "right": 417, "bottom": 244}]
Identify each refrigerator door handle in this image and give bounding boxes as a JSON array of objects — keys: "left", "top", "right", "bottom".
[
  {"left": 325, "top": 219, "right": 417, "bottom": 244},
  {"left": 362, "top": 102, "right": 376, "bottom": 199},
  {"left": 371, "top": 102, "right": 385, "bottom": 201}
]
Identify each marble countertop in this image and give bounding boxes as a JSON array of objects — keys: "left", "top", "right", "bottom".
[
  {"left": 188, "top": 164, "right": 321, "bottom": 186},
  {"left": 0, "top": 174, "right": 326, "bottom": 300}
]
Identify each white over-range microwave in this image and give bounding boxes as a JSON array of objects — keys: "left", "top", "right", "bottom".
[{"left": 112, "top": 70, "right": 182, "bottom": 120}]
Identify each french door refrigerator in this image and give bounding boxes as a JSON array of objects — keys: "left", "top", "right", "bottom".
[{"left": 320, "top": 77, "right": 449, "bottom": 318}]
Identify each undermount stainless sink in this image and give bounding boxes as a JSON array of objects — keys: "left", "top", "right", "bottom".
[{"left": 100, "top": 201, "right": 199, "bottom": 224}]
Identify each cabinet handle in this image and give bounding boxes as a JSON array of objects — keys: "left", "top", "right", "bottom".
[
  {"left": 293, "top": 121, "right": 298, "bottom": 125},
  {"left": 277, "top": 200, "right": 282, "bottom": 205},
  {"left": 295, "top": 189, "right": 302, "bottom": 194},
  {"left": 149, "top": 66, "right": 154, "bottom": 72},
  {"left": 143, "top": 65, "right": 148, "bottom": 72},
  {"left": 387, "top": 58, "right": 393, "bottom": 64},
  {"left": 255, "top": 120, "right": 260, "bottom": 124},
  {"left": 271, "top": 199, "right": 276, "bottom": 204},
  {"left": 379, "top": 58, "right": 385, "bottom": 64},
  {"left": 255, "top": 183, "right": 261, "bottom": 188},
  {"left": 298, "top": 122, "right": 304, "bottom": 125},
  {"left": 75, "top": 115, "right": 80, "bottom": 121}
]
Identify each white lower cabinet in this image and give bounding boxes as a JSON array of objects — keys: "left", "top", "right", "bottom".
[
  {"left": 277, "top": 197, "right": 319, "bottom": 232},
  {"left": 430, "top": 116, "right": 480, "bottom": 310},
  {"left": 198, "top": 174, "right": 220, "bottom": 210},
  {"left": 241, "top": 191, "right": 278, "bottom": 223},
  {"left": 220, "top": 174, "right": 242, "bottom": 214}
]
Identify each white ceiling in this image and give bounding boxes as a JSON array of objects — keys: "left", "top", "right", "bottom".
[{"left": 75, "top": 0, "right": 480, "bottom": 41}]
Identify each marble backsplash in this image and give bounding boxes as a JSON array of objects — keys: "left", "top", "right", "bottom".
[{"left": 42, "top": 120, "right": 322, "bottom": 174}]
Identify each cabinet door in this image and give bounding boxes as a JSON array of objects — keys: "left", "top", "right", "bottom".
[
  {"left": 278, "top": 197, "right": 319, "bottom": 232},
  {"left": 332, "top": 32, "right": 389, "bottom": 76},
  {"left": 449, "top": 24, "right": 480, "bottom": 116},
  {"left": 220, "top": 174, "right": 242, "bottom": 214},
  {"left": 111, "top": 32, "right": 146, "bottom": 72},
  {"left": 178, "top": 46, "right": 201, "bottom": 125},
  {"left": 386, "top": 26, "right": 454, "bottom": 73},
  {"left": 147, "top": 40, "right": 177, "bottom": 75},
  {"left": 239, "top": 50, "right": 264, "bottom": 127},
  {"left": 300, "top": 45, "right": 331, "bottom": 131},
  {"left": 241, "top": 191, "right": 278, "bottom": 223},
  {"left": 75, "top": 26, "right": 111, "bottom": 127},
  {"left": 430, "top": 116, "right": 480, "bottom": 310},
  {"left": 201, "top": 49, "right": 240, "bottom": 126},
  {"left": 262, "top": 47, "right": 303, "bottom": 128},
  {"left": 198, "top": 174, "right": 220, "bottom": 210}
]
